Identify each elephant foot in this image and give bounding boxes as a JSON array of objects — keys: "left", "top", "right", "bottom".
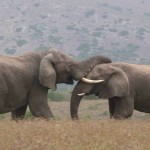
[
  {"left": 112, "top": 114, "right": 126, "bottom": 120},
  {"left": 71, "top": 114, "right": 79, "bottom": 120}
]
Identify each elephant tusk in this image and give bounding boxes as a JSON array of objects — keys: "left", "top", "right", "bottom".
[
  {"left": 81, "top": 77, "right": 104, "bottom": 84},
  {"left": 77, "top": 93, "right": 86, "bottom": 96}
]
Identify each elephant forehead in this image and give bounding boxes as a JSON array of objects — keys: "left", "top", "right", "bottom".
[
  {"left": 92, "top": 64, "right": 114, "bottom": 72},
  {"left": 87, "top": 64, "right": 114, "bottom": 78}
]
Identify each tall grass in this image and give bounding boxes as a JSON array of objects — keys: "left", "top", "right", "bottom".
[{"left": 0, "top": 119, "right": 150, "bottom": 150}]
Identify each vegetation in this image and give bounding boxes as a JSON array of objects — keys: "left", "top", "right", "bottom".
[
  {"left": 15, "top": 28, "right": 22, "bottom": 32},
  {"left": 88, "top": 102, "right": 101, "bottom": 110},
  {"left": 119, "top": 30, "right": 129, "bottom": 36},
  {"left": 0, "top": 36, "right": 4, "bottom": 40},
  {"left": 25, "top": 111, "right": 32, "bottom": 118},
  {"left": 0, "top": 119, "right": 150, "bottom": 150},
  {"left": 48, "top": 90, "right": 71, "bottom": 101},
  {"left": 48, "top": 35, "right": 63, "bottom": 44},
  {"left": 35, "top": 44, "right": 50, "bottom": 51},
  {"left": 4, "top": 47, "right": 16, "bottom": 54},
  {"left": 0, "top": 99, "right": 150, "bottom": 149},
  {"left": 99, "top": 2, "right": 122, "bottom": 11},
  {"left": 66, "top": 24, "right": 78, "bottom": 31},
  {"left": 0, "top": 0, "right": 150, "bottom": 63},
  {"left": 16, "top": 39, "right": 28, "bottom": 47},
  {"left": 85, "top": 10, "right": 95, "bottom": 18}
]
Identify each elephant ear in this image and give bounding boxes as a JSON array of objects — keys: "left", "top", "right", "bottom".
[
  {"left": 99, "top": 67, "right": 129, "bottom": 99},
  {"left": 39, "top": 53, "right": 57, "bottom": 91}
]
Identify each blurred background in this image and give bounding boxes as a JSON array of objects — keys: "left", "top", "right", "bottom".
[
  {"left": 0, "top": 0, "right": 150, "bottom": 103},
  {"left": 0, "top": 0, "right": 150, "bottom": 63}
]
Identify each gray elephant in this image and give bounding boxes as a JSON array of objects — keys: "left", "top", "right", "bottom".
[
  {"left": 0, "top": 49, "right": 111, "bottom": 119},
  {"left": 70, "top": 62, "right": 150, "bottom": 119}
]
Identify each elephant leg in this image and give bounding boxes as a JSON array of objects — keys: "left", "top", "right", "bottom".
[
  {"left": 112, "top": 97, "right": 134, "bottom": 119},
  {"left": 11, "top": 105, "right": 27, "bottom": 120},
  {"left": 28, "top": 85, "right": 53, "bottom": 119},
  {"left": 108, "top": 98, "right": 115, "bottom": 118}
]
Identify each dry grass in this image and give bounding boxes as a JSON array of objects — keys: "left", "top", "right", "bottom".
[
  {"left": 0, "top": 119, "right": 150, "bottom": 150},
  {"left": 1, "top": 100, "right": 150, "bottom": 150}
]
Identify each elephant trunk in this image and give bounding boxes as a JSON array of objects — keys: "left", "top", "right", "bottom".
[
  {"left": 70, "top": 82, "right": 84, "bottom": 119},
  {"left": 71, "top": 55, "right": 112, "bottom": 80}
]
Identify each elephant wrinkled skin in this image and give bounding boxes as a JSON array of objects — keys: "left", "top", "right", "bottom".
[
  {"left": 0, "top": 49, "right": 111, "bottom": 119},
  {"left": 71, "top": 62, "right": 150, "bottom": 119}
]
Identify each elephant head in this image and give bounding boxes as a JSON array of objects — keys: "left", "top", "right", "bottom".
[
  {"left": 70, "top": 64, "right": 129, "bottom": 119},
  {"left": 39, "top": 50, "right": 76, "bottom": 91},
  {"left": 39, "top": 51, "right": 112, "bottom": 91}
]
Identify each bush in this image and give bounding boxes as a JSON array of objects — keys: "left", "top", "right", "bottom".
[
  {"left": 48, "top": 90, "right": 71, "bottom": 101},
  {"left": 85, "top": 10, "right": 95, "bottom": 18},
  {"left": 48, "top": 35, "right": 63, "bottom": 44},
  {"left": 92, "top": 31, "right": 102, "bottom": 37},
  {"left": 66, "top": 24, "right": 78, "bottom": 31},
  {"left": 4, "top": 48, "right": 16, "bottom": 54},
  {"left": 0, "top": 36, "right": 4, "bottom": 40},
  {"left": 77, "top": 43, "right": 91, "bottom": 52},
  {"left": 16, "top": 39, "right": 28, "bottom": 47},
  {"left": 119, "top": 30, "right": 129, "bottom": 36},
  {"left": 15, "top": 28, "right": 22, "bottom": 32},
  {"left": 35, "top": 44, "right": 50, "bottom": 51},
  {"left": 84, "top": 94, "right": 98, "bottom": 100}
]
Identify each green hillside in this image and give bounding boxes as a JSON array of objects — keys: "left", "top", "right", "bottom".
[{"left": 0, "top": 0, "right": 150, "bottom": 63}]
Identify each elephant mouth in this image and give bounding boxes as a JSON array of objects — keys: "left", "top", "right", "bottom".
[{"left": 66, "top": 77, "right": 74, "bottom": 85}]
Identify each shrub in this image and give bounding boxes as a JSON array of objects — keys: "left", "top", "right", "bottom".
[
  {"left": 35, "top": 44, "right": 50, "bottom": 51},
  {"left": 15, "top": 28, "right": 22, "bottom": 32},
  {"left": 143, "top": 12, "right": 150, "bottom": 17},
  {"left": 48, "top": 35, "right": 63, "bottom": 44},
  {"left": 77, "top": 43, "right": 91, "bottom": 52},
  {"left": 84, "top": 95, "right": 98, "bottom": 100},
  {"left": 16, "top": 39, "right": 28, "bottom": 47},
  {"left": 126, "top": 43, "right": 139, "bottom": 50},
  {"left": 48, "top": 90, "right": 71, "bottom": 101},
  {"left": 137, "top": 27, "right": 146, "bottom": 35},
  {"left": 34, "top": 3, "right": 40, "bottom": 7},
  {"left": 0, "top": 36, "right": 4, "bottom": 40},
  {"left": 92, "top": 31, "right": 102, "bottom": 37},
  {"left": 66, "top": 24, "right": 78, "bottom": 31},
  {"left": 119, "top": 30, "right": 129, "bottom": 36},
  {"left": 40, "top": 15, "right": 48, "bottom": 19},
  {"left": 4, "top": 48, "right": 16, "bottom": 54},
  {"left": 85, "top": 10, "right": 95, "bottom": 18}
]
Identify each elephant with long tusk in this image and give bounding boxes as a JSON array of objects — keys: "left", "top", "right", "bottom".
[
  {"left": 77, "top": 78, "right": 104, "bottom": 96},
  {"left": 70, "top": 62, "right": 150, "bottom": 120}
]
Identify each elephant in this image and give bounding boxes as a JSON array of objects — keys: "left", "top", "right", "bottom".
[
  {"left": 0, "top": 49, "right": 111, "bottom": 119},
  {"left": 70, "top": 62, "right": 150, "bottom": 119}
]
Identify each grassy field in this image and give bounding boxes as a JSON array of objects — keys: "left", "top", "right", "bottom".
[{"left": 0, "top": 100, "right": 150, "bottom": 150}]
